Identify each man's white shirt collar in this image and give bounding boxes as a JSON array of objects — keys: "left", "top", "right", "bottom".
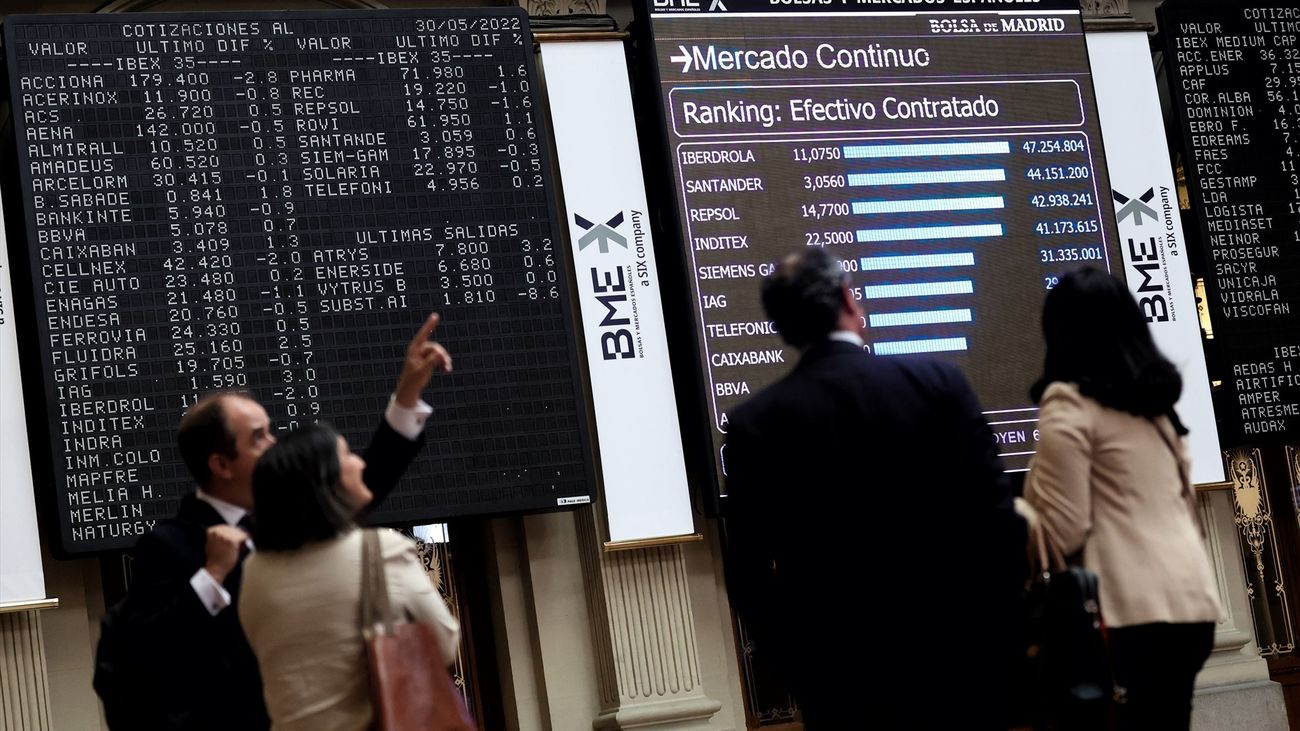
[
  {"left": 828, "top": 330, "right": 865, "bottom": 348},
  {"left": 194, "top": 489, "right": 247, "bottom": 526}
]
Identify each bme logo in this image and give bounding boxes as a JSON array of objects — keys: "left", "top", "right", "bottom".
[
  {"left": 1113, "top": 187, "right": 1170, "bottom": 323},
  {"left": 575, "top": 212, "right": 627, "bottom": 253},
  {"left": 1114, "top": 187, "right": 1157, "bottom": 226},
  {"left": 575, "top": 211, "right": 637, "bottom": 361},
  {"left": 653, "top": 0, "right": 727, "bottom": 11}
]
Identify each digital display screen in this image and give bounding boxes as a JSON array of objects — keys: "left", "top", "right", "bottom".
[
  {"left": 1160, "top": 0, "right": 1300, "bottom": 442},
  {"left": 4, "top": 10, "right": 594, "bottom": 554},
  {"left": 637, "top": 0, "right": 1119, "bottom": 491}
]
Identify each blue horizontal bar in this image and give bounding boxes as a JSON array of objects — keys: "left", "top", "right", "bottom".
[
  {"left": 875, "top": 337, "right": 969, "bottom": 356},
  {"left": 843, "top": 142, "right": 1010, "bottom": 159},
  {"left": 848, "top": 169, "right": 1006, "bottom": 186},
  {"left": 860, "top": 253, "right": 974, "bottom": 271},
  {"left": 857, "top": 224, "right": 1003, "bottom": 243},
  {"left": 852, "top": 196, "right": 1004, "bottom": 215},
  {"left": 869, "top": 308, "right": 974, "bottom": 328},
  {"left": 862, "top": 280, "right": 973, "bottom": 299}
]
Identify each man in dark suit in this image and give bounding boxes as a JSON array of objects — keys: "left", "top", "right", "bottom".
[
  {"left": 722, "top": 250, "right": 1025, "bottom": 729},
  {"left": 100, "top": 314, "right": 452, "bottom": 731}
]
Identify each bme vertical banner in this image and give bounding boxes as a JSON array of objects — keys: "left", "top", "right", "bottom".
[
  {"left": 0, "top": 194, "right": 47, "bottom": 606},
  {"left": 541, "top": 40, "right": 696, "bottom": 543},
  {"left": 1088, "top": 31, "right": 1224, "bottom": 484}
]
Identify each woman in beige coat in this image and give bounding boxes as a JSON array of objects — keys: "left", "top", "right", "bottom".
[
  {"left": 1023, "top": 268, "right": 1219, "bottom": 730},
  {"left": 238, "top": 424, "right": 460, "bottom": 731}
]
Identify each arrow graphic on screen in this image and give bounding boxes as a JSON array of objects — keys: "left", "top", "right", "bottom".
[
  {"left": 670, "top": 46, "right": 692, "bottom": 73},
  {"left": 575, "top": 212, "right": 628, "bottom": 253},
  {"left": 1113, "top": 187, "right": 1157, "bottom": 226}
]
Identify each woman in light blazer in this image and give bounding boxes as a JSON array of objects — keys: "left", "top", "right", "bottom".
[
  {"left": 238, "top": 423, "right": 460, "bottom": 731},
  {"left": 1023, "top": 268, "right": 1219, "bottom": 730}
]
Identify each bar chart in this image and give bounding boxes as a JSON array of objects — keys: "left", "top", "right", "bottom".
[{"left": 676, "top": 130, "right": 1111, "bottom": 468}]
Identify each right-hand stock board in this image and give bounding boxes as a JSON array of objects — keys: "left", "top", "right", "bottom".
[
  {"left": 636, "top": 0, "right": 1120, "bottom": 496},
  {"left": 1161, "top": 0, "right": 1300, "bottom": 443}
]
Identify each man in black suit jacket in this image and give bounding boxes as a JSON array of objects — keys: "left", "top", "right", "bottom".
[
  {"left": 722, "top": 250, "right": 1025, "bottom": 729},
  {"left": 101, "top": 315, "right": 452, "bottom": 731}
]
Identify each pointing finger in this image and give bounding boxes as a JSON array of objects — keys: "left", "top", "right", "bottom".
[{"left": 408, "top": 312, "right": 440, "bottom": 350}]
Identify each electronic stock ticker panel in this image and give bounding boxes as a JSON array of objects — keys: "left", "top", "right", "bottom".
[{"left": 5, "top": 10, "right": 595, "bottom": 553}]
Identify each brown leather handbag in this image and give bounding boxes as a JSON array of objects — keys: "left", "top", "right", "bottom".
[{"left": 360, "top": 529, "right": 477, "bottom": 731}]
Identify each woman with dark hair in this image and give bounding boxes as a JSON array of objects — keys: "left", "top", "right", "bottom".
[
  {"left": 238, "top": 423, "right": 459, "bottom": 731},
  {"left": 1023, "top": 267, "right": 1219, "bottom": 730}
]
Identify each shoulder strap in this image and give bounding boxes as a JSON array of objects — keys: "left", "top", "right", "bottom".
[
  {"left": 1031, "top": 510, "right": 1068, "bottom": 574},
  {"left": 359, "top": 529, "right": 395, "bottom": 636}
]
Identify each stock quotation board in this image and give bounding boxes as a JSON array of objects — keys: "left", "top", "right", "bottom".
[
  {"left": 637, "top": 0, "right": 1119, "bottom": 489},
  {"left": 4, "top": 10, "right": 593, "bottom": 554},
  {"left": 1161, "top": 0, "right": 1300, "bottom": 443}
]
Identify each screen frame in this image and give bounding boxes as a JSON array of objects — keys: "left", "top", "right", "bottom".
[
  {"left": 2, "top": 8, "right": 599, "bottom": 556},
  {"left": 629, "top": 0, "right": 1123, "bottom": 511}
]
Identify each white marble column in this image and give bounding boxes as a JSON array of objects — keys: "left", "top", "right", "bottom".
[
  {"left": 0, "top": 611, "right": 52, "bottom": 731},
  {"left": 575, "top": 513, "right": 723, "bottom": 730}
]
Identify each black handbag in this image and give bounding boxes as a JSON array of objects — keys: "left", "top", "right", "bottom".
[{"left": 1024, "top": 525, "right": 1113, "bottom": 730}]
